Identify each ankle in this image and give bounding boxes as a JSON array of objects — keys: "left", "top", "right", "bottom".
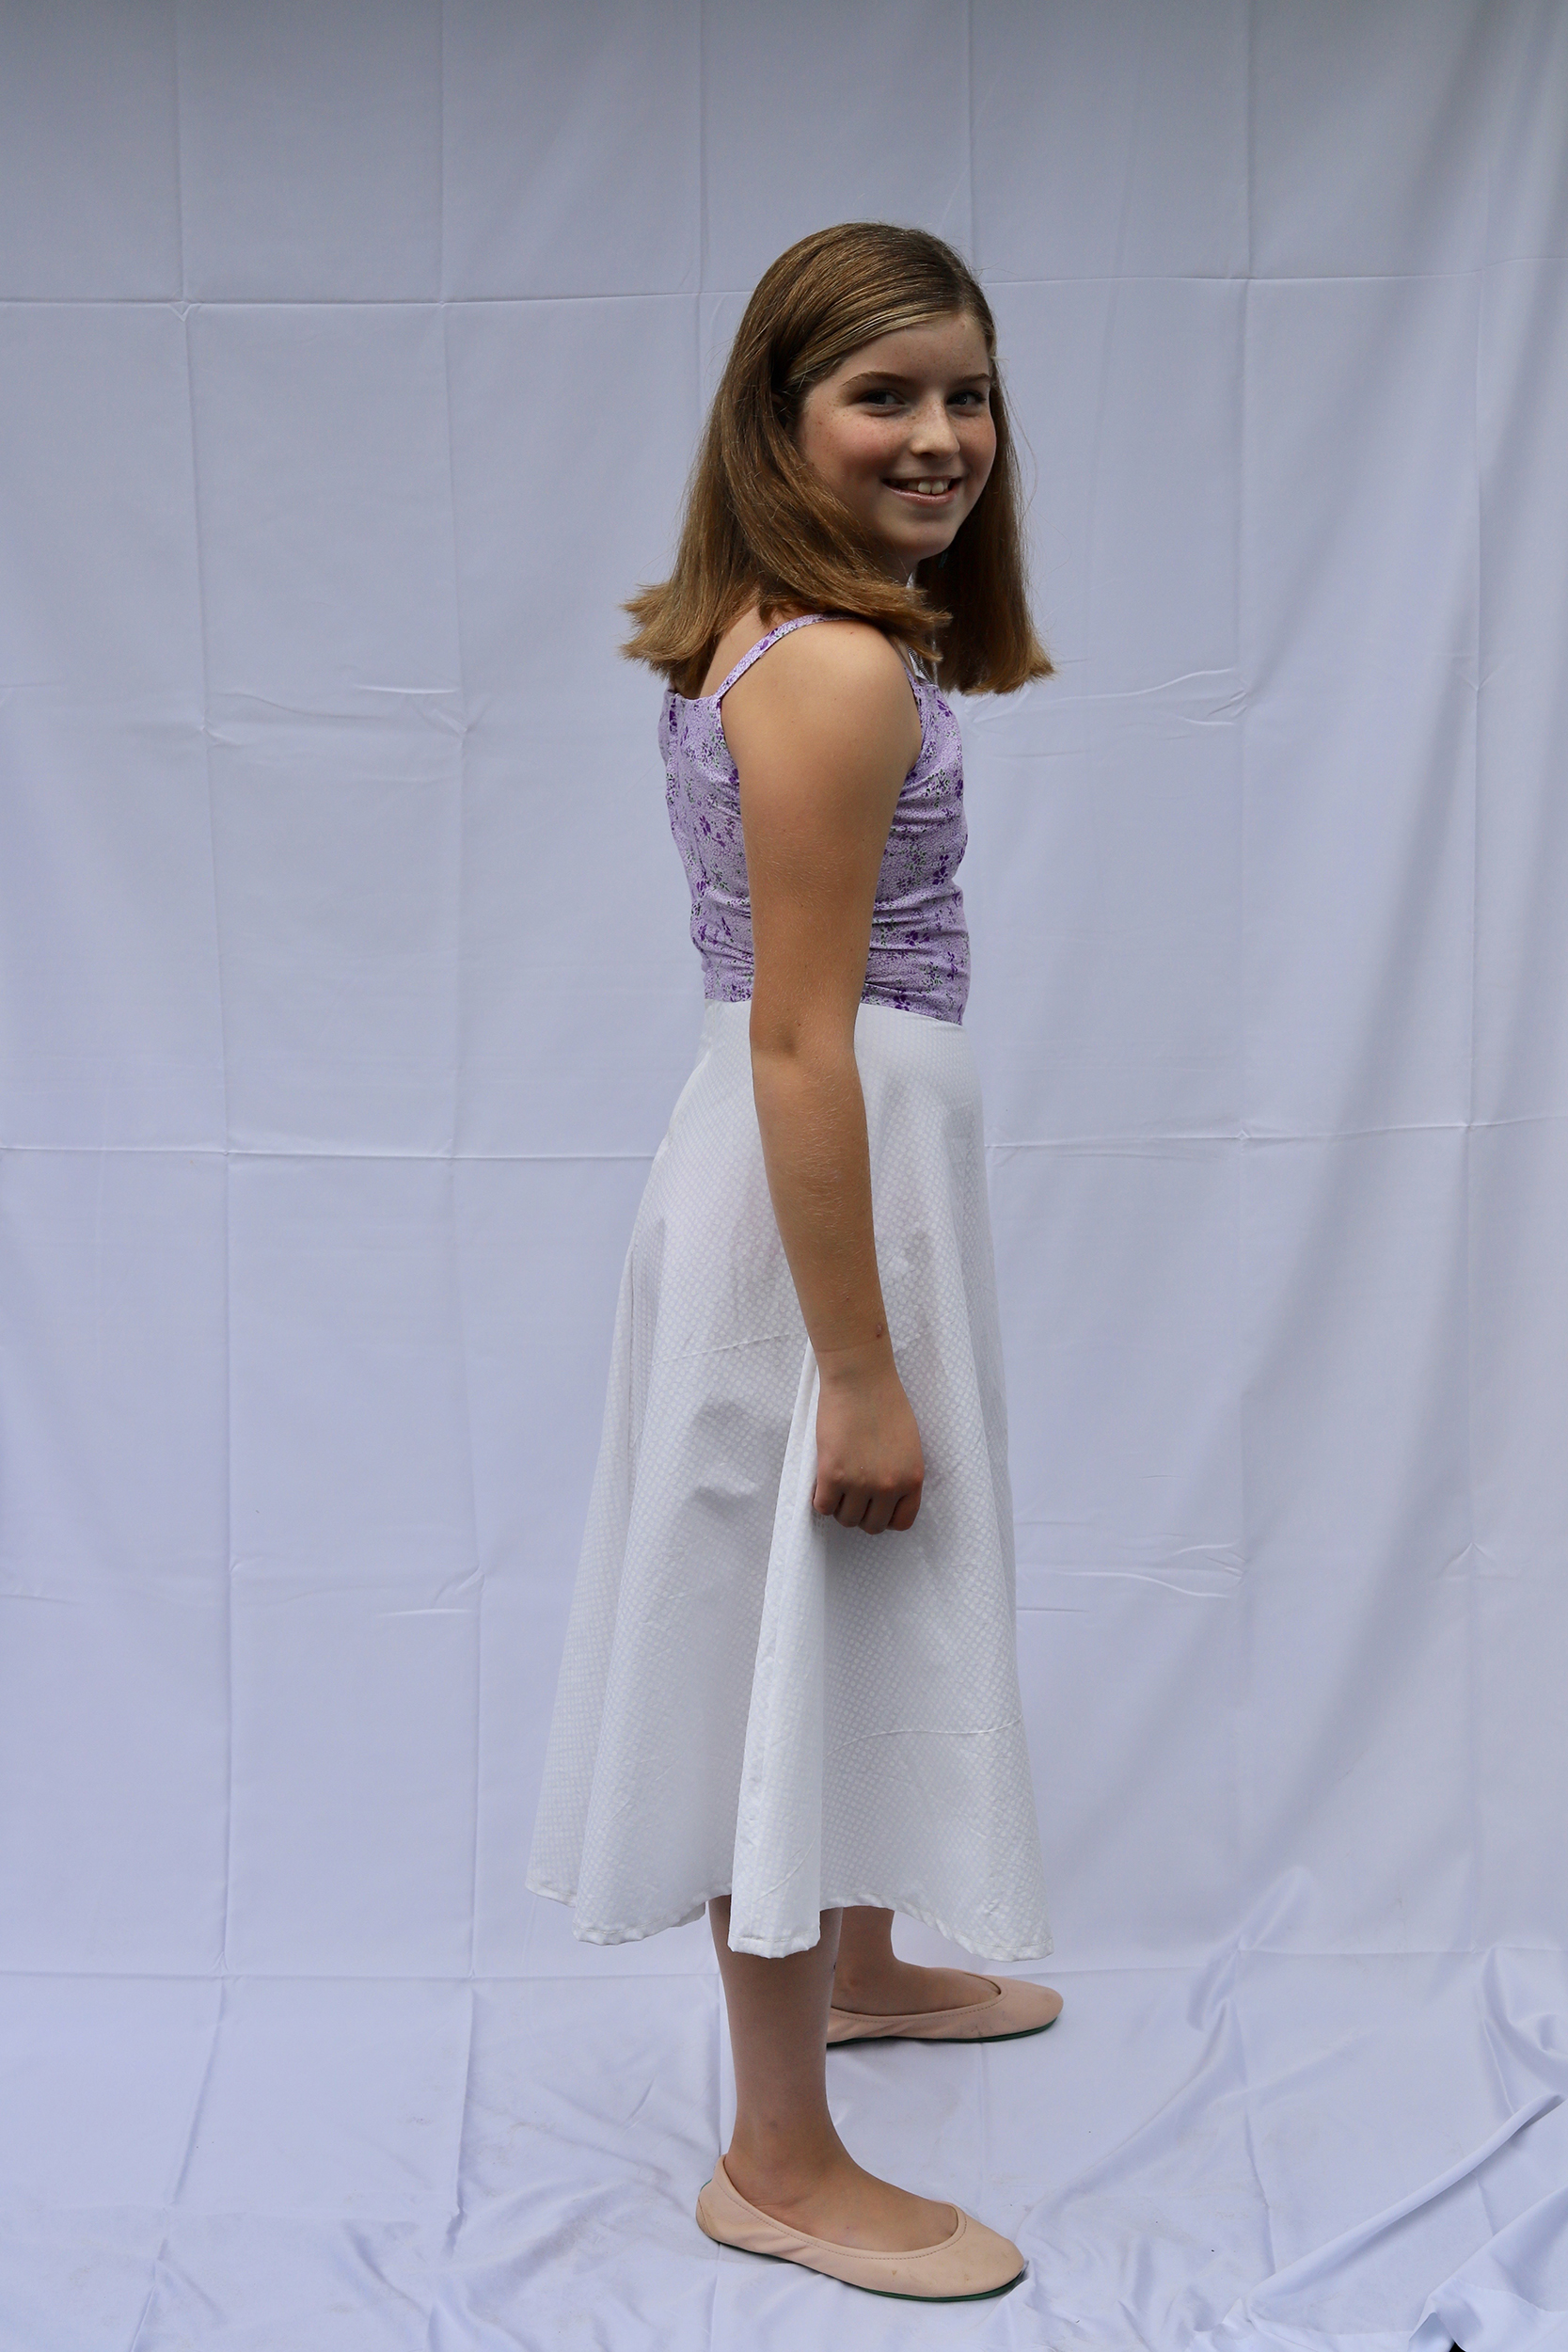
[
  {"left": 726, "top": 2133, "right": 847, "bottom": 2210},
  {"left": 832, "top": 1953, "right": 913, "bottom": 2005}
]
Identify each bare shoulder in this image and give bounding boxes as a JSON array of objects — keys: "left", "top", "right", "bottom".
[
  {"left": 723, "top": 618, "right": 920, "bottom": 771},
  {"left": 749, "top": 615, "right": 913, "bottom": 710}
]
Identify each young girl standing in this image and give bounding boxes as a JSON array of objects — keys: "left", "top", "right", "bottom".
[{"left": 529, "top": 222, "right": 1058, "bottom": 2302}]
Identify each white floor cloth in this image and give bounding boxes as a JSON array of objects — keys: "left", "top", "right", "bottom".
[
  {"left": 3, "top": 1930, "right": 1566, "bottom": 2349},
  {"left": 3, "top": 4, "right": 1567, "bottom": 2348},
  {"left": 528, "top": 997, "right": 1051, "bottom": 1961}
]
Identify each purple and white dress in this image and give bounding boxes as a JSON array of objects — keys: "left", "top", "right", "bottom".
[{"left": 527, "top": 618, "right": 1051, "bottom": 1962}]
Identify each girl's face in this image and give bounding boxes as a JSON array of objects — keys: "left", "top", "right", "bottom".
[{"left": 795, "top": 311, "right": 997, "bottom": 579}]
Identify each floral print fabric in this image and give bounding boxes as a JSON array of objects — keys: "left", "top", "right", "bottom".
[{"left": 659, "top": 620, "right": 971, "bottom": 1026}]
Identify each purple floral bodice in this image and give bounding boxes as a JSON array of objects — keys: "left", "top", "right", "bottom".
[{"left": 660, "top": 615, "right": 970, "bottom": 1025}]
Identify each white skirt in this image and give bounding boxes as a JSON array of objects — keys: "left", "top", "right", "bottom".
[{"left": 526, "top": 996, "right": 1052, "bottom": 1962}]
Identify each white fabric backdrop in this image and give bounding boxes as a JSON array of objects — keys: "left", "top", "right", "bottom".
[{"left": 1, "top": 3, "right": 1565, "bottom": 2346}]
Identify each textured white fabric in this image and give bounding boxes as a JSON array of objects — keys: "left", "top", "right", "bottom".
[{"left": 529, "top": 996, "right": 1051, "bottom": 1960}]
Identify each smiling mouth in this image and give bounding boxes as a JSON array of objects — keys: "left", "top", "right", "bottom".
[{"left": 886, "top": 477, "right": 959, "bottom": 499}]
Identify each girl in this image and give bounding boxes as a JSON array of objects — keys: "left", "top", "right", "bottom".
[{"left": 528, "top": 222, "right": 1058, "bottom": 2302}]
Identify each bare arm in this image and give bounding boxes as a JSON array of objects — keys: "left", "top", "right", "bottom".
[{"left": 721, "top": 619, "right": 926, "bottom": 1534}]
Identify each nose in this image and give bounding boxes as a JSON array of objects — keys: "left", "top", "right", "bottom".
[{"left": 908, "top": 392, "right": 961, "bottom": 459}]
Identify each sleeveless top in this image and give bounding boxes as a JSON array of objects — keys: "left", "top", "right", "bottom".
[{"left": 659, "top": 614, "right": 971, "bottom": 1025}]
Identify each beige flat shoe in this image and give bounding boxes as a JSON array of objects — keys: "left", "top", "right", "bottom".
[
  {"left": 828, "top": 1976, "right": 1064, "bottom": 2045},
  {"left": 695, "top": 2153, "right": 1025, "bottom": 2301}
]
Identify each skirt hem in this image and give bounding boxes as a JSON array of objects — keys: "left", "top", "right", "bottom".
[{"left": 528, "top": 1875, "right": 1055, "bottom": 1966}]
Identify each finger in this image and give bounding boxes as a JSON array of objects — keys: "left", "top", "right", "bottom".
[
  {"left": 861, "top": 1495, "right": 895, "bottom": 1535},
  {"left": 835, "top": 1486, "right": 873, "bottom": 1528},
  {"left": 888, "top": 1488, "right": 922, "bottom": 1533}
]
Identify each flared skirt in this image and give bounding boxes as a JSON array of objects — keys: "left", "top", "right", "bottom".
[{"left": 526, "top": 996, "right": 1051, "bottom": 1961}]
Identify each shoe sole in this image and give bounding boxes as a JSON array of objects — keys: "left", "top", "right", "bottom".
[
  {"left": 830, "top": 2013, "right": 1061, "bottom": 2048},
  {"left": 705, "top": 2236, "right": 1026, "bottom": 2302}
]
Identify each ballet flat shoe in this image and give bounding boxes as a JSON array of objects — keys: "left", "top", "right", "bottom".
[
  {"left": 695, "top": 2153, "right": 1025, "bottom": 2301},
  {"left": 827, "top": 1976, "right": 1064, "bottom": 2045}
]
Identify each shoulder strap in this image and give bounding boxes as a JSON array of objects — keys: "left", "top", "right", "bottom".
[{"left": 713, "top": 613, "right": 825, "bottom": 703}]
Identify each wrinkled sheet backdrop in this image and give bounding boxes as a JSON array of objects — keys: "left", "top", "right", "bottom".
[{"left": 2, "top": 4, "right": 1566, "bottom": 2348}]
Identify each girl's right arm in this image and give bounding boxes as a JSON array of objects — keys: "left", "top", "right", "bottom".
[{"left": 721, "top": 617, "right": 927, "bottom": 1535}]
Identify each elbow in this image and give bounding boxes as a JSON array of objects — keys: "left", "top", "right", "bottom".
[
  {"left": 748, "top": 999, "right": 801, "bottom": 1064},
  {"left": 749, "top": 993, "right": 856, "bottom": 1071}
]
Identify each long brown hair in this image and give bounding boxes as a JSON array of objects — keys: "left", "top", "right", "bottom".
[{"left": 623, "top": 222, "right": 1053, "bottom": 698}]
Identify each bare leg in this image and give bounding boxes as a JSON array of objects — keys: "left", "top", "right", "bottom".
[
  {"left": 708, "top": 1897, "right": 955, "bottom": 2252},
  {"left": 832, "top": 1905, "right": 1002, "bottom": 2015}
]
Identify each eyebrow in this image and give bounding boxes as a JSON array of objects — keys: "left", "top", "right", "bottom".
[{"left": 840, "top": 366, "right": 992, "bottom": 391}]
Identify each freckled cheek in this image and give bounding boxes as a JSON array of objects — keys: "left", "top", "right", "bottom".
[
  {"left": 963, "top": 429, "right": 998, "bottom": 502},
  {"left": 828, "top": 421, "right": 905, "bottom": 484}
]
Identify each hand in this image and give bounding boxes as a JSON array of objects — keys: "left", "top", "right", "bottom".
[{"left": 811, "top": 1337, "right": 925, "bottom": 1534}]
